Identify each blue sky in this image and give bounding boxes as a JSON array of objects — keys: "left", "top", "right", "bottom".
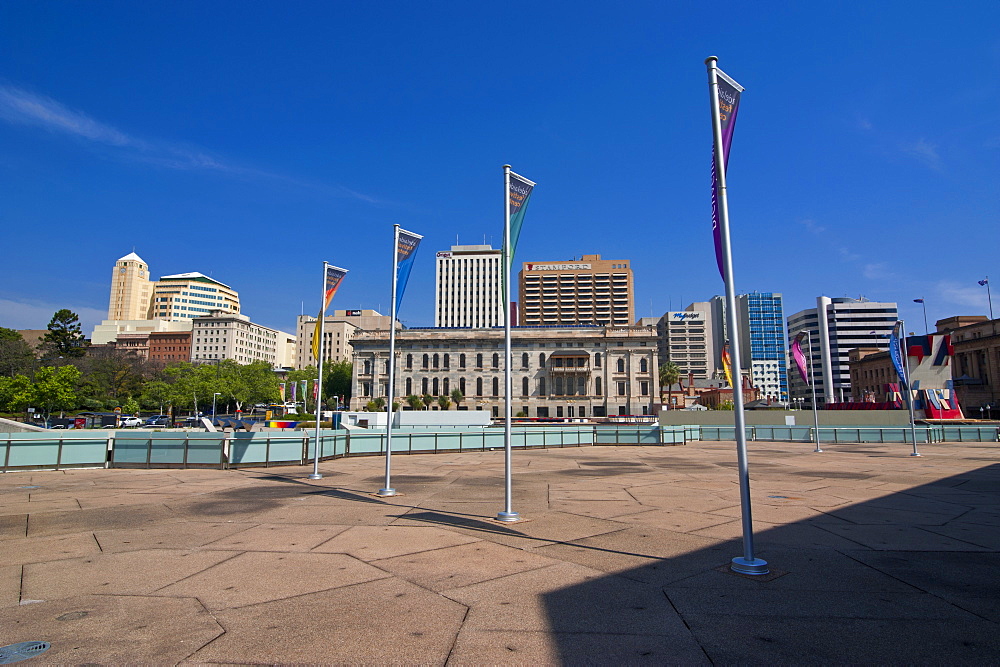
[{"left": 1, "top": 1, "right": 998, "bottom": 337}]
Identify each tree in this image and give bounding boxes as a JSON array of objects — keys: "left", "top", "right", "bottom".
[
  {"left": 659, "top": 362, "right": 681, "bottom": 410},
  {"left": 0, "top": 374, "right": 32, "bottom": 412},
  {"left": 77, "top": 346, "right": 150, "bottom": 405},
  {"left": 450, "top": 388, "right": 464, "bottom": 409},
  {"left": 406, "top": 394, "right": 424, "bottom": 410},
  {"left": 323, "top": 360, "right": 353, "bottom": 407},
  {"left": 371, "top": 396, "right": 386, "bottom": 411},
  {"left": 421, "top": 393, "right": 434, "bottom": 410},
  {"left": 437, "top": 395, "right": 451, "bottom": 410},
  {"left": 0, "top": 328, "right": 34, "bottom": 377},
  {"left": 41, "top": 309, "right": 87, "bottom": 358},
  {"left": 122, "top": 396, "right": 140, "bottom": 415},
  {"left": 27, "top": 365, "right": 82, "bottom": 424},
  {"left": 217, "top": 360, "right": 279, "bottom": 413},
  {"left": 141, "top": 380, "right": 173, "bottom": 414}
]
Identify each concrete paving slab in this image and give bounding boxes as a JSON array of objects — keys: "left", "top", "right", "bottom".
[
  {"left": 0, "top": 513, "right": 27, "bottom": 539},
  {"left": 818, "top": 523, "right": 992, "bottom": 550},
  {"left": 313, "top": 525, "right": 481, "bottom": 560},
  {"left": 615, "top": 507, "right": 744, "bottom": 533},
  {"left": 204, "top": 523, "right": 350, "bottom": 551},
  {"left": 4, "top": 532, "right": 100, "bottom": 566},
  {"left": 21, "top": 549, "right": 237, "bottom": 600},
  {"left": 186, "top": 577, "right": 466, "bottom": 665},
  {"left": 0, "top": 565, "right": 21, "bottom": 607},
  {"left": 25, "top": 503, "right": 179, "bottom": 537},
  {"left": 0, "top": 594, "right": 222, "bottom": 664},
  {"left": 373, "top": 540, "right": 559, "bottom": 592},
  {"left": 93, "top": 520, "right": 250, "bottom": 552},
  {"left": 155, "top": 551, "right": 391, "bottom": 610}
]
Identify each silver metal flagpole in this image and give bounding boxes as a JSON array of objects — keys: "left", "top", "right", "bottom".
[
  {"left": 309, "top": 262, "right": 328, "bottom": 480},
  {"left": 985, "top": 277, "right": 993, "bottom": 320},
  {"left": 497, "top": 164, "right": 519, "bottom": 522},
  {"left": 899, "top": 319, "right": 921, "bottom": 457},
  {"left": 379, "top": 225, "right": 401, "bottom": 496},
  {"left": 805, "top": 329, "right": 822, "bottom": 453},
  {"left": 706, "top": 56, "right": 767, "bottom": 575}
]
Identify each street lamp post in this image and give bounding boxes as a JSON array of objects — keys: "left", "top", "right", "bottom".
[{"left": 213, "top": 392, "right": 221, "bottom": 421}]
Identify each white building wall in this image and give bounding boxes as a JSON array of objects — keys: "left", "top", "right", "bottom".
[{"left": 434, "top": 246, "right": 503, "bottom": 328}]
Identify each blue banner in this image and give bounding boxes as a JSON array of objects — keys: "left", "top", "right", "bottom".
[
  {"left": 888, "top": 322, "right": 907, "bottom": 388},
  {"left": 395, "top": 228, "right": 422, "bottom": 312}
]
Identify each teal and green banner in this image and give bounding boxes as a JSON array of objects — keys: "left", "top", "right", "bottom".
[{"left": 507, "top": 171, "right": 535, "bottom": 265}]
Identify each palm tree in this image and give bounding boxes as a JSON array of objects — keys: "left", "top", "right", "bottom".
[
  {"left": 450, "top": 388, "right": 464, "bottom": 409},
  {"left": 421, "top": 393, "right": 434, "bottom": 410},
  {"left": 406, "top": 394, "right": 424, "bottom": 410},
  {"left": 659, "top": 362, "right": 681, "bottom": 410},
  {"left": 437, "top": 395, "right": 451, "bottom": 410}
]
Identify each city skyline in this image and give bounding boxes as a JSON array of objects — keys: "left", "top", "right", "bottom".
[{"left": 1, "top": 2, "right": 997, "bottom": 336}]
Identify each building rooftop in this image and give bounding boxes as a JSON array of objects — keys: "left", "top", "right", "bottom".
[
  {"left": 157, "top": 272, "right": 233, "bottom": 289},
  {"left": 0, "top": 438, "right": 997, "bottom": 663}
]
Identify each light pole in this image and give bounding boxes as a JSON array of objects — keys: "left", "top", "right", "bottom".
[
  {"left": 213, "top": 392, "right": 221, "bottom": 421},
  {"left": 802, "top": 329, "right": 823, "bottom": 453}
]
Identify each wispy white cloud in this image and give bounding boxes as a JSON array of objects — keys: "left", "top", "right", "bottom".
[
  {"left": 0, "top": 84, "right": 384, "bottom": 203},
  {"left": 862, "top": 263, "right": 899, "bottom": 280},
  {"left": 0, "top": 298, "right": 106, "bottom": 335},
  {"left": 838, "top": 247, "right": 860, "bottom": 262},
  {"left": 934, "top": 280, "right": 989, "bottom": 310},
  {"left": 899, "top": 138, "right": 943, "bottom": 171},
  {"left": 799, "top": 218, "right": 826, "bottom": 234}
]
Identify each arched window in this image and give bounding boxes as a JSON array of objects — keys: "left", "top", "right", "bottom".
[
  {"left": 363, "top": 359, "right": 371, "bottom": 374},
  {"left": 421, "top": 377, "right": 428, "bottom": 394},
  {"left": 406, "top": 354, "right": 413, "bottom": 369},
  {"left": 433, "top": 353, "right": 439, "bottom": 369},
  {"left": 522, "top": 377, "right": 529, "bottom": 396},
  {"left": 594, "top": 352, "right": 601, "bottom": 368},
  {"left": 476, "top": 353, "right": 483, "bottom": 368},
  {"left": 384, "top": 359, "right": 390, "bottom": 374},
  {"left": 433, "top": 377, "right": 439, "bottom": 395},
  {"left": 443, "top": 354, "right": 450, "bottom": 369},
  {"left": 492, "top": 377, "right": 499, "bottom": 396},
  {"left": 443, "top": 378, "right": 450, "bottom": 395},
  {"left": 595, "top": 377, "right": 602, "bottom": 396},
  {"left": 521, "top": 352, "right": 529, "bottom": 368},
  {"left": 578, "top": 377, "right": 586, "bottom": 395},
  {"left": 459, "top": 377, "right": 466, "bottom": 394},
  {"left": 492, "top": 353, "right": 499, "bottom": 369},
  {"left": 639, "top": 358, "right": 648, "bottom": 373},
  {"left": 617, "top": 358, "right": 625, "bottom": 373},
  {"left": 405, "top": 378, "right": 412, "bottom": 395},
  {"left": 539, "top": 377, "right": 546, "bottom": 396},
  {"left": 422, "top": 354, "right": 429, "bottom": 370},
  {"left": 555, "top": 377, "right": 564, "bottom": 395},
  {"left": 476, "top": 377, "right": 483, "bottom": 396},
  {"left": 539, "top": 353, "right": 546, "bottom": 368},
  {"left": 459, "top": 353, "right": 466, "bottom": 368}
]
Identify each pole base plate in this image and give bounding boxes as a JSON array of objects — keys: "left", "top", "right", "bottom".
[
  {"left": 910, "top": 452, "right": 922, "bottom": 457},
  {"left": 496, "top": 511, "right": 521, "bottom": 523},
  {"left": 731, "top": 556, "right": 769, "bottom": 575},
  {"left": 307, "top": 473, "right": 323, "bottom": 480},
  {"left": 377, "top": 488, "right": 397, "bottom": 497}
]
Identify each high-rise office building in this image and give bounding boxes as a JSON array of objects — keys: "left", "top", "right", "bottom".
[
  {"left": 150, "top": 273, "right": 240, "bottom": 321},
  {"left": 107, "top": 252, "right": 153, "bottom": 321},
  {"left": 657, "top": 302, "right": 716, "bottom": 380},
  {"left": 435, "top": 245, "right": 503, "bottom": 328},
  {"left": 518, "top": 254, "right": 633, "bottom": 326},
  {"left": 737, "top": 292, "right": 787, "bottom": 401},
  {"left": 786, "top": 297, "right": 898, "bottom": 405}
]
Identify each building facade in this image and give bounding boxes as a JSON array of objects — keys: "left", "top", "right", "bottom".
[
  {"left": 949, "top": 317, "right": 1000, "bottom": 415},
  {"left": 191, "top": 311, "right": 295, "bottom": 369},
  {"left": 435, "top": 245, "right": 503, "bottom": 328},
  {"left": 151, "top": 273, "right": 240, "bottom": 321},
  {"left": 295, "top": 310, "right": 395, "bottom": 369},
  {"left": 786, "top": 297, "right": 898, "bottom": 404},
  {"left": 736, "top": 292, "right": 787, "bottom": 402},
  {"left": 518, "top": 255, "right": 633, "bottom": 327},
  {"left": 657, "top": 303, "right": 716, "bottom": 380},
  {"left": 348, "top": 325, "right": 660, "bottom": 418},
  {"left": 107, "top": 252, "right": 153, "bottom": 321},
  {"left": 148, "top": 331, "right": 192, "bottom": 364}
]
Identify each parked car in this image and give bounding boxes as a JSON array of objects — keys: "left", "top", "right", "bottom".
[
  {"left": 145, "top": 415, "right": 170, "bottom": 426},
  {"left": 120, "top": 416, "right": 143, "bottom": 427}
]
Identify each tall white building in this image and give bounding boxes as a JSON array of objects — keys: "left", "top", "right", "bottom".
[
  {"left": 151, "top": 273, "right": 240, "bottom": 321},
  {"left": 191, "top": 311, "right": 295, "bottom": 369},
  {"left": 657, "top": 303, "right": 716, "bottom": 381},
  {"left": 107, "top": 252, "right": 153, "bottom": 321},
  {"left": 434, "top": 245, "right": 503, "bottom": 328},
  {"left": 786, "top": 297, "right": 898, "bottom": 405}
]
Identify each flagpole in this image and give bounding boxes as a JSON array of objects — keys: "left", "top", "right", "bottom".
[
  {"left": 984, "top": 278, "right": 993, "bottom": 320},
  {"left": 309, "top": 262, "right": 328, "bottom": 480},
  {"left": 899, "top": 319, "right": 921, "bottom": 457},
  {"left": 805, "top": 329, "right": 822, "bottom": 453},
  {"left": 497, "top": 164, "right": 519, "bottom": 523},
  {"left": 379, "top": 225, "right": 401, "bottom": 497},
  {"left": 918, "top": 299, "right": 928, "bottom": 334},
  {"left": 707, "top": 56, "right": 767, "bottom": 575}
]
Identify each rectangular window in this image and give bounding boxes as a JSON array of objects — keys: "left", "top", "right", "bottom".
[{"left": 617, "top": 382, "right": 626, "bottom": 396}]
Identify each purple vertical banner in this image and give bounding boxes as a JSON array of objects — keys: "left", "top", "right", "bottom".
[
  {"left": 711, "top": 71, "right": 743, "bottom": 279},
  {"left": 791, "top": 333, "right": 809, "bottom": 384}
]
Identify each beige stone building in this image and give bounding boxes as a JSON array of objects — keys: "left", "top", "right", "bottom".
[
  {"left": 949, "top": 317, "right": 999, "bottom": 415},
  {"left": 191, "top": 311, "right": 295, "bottom": 369},
  {"left": 348, "top": 325, "right": 659, "bottom": 418},
  {"left": 108, "top": 252, "right": 153, "bottom": 321},
  {"left": 151, "top": 272, "right": 240, "bottom": 321},
  {"left": 295, "top": 310, "right": 395, "bottom": 369},
  {"left": 518, "top": 254, "right": 634, "bottom": 327}
]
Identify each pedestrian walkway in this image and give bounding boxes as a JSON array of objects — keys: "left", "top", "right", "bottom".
[{"left": 1, "top": 440, "right": 997, "bottom": 664}]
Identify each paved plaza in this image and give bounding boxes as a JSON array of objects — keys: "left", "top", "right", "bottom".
[{"left": 1, "top": 438, "right": 998, "bottom": 664}]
